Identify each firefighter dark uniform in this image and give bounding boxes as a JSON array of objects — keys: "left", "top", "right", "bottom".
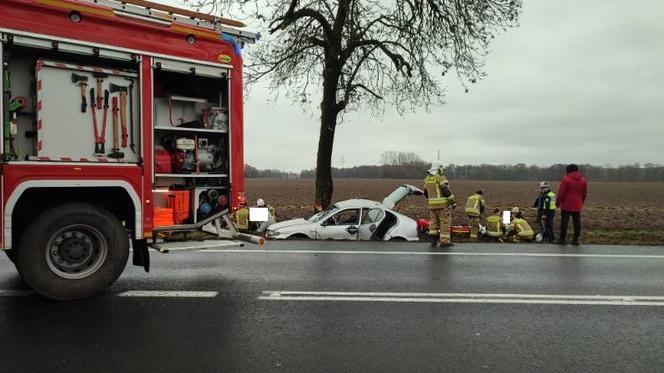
[
  {"left": 423, "top": 166, "right": 456, "bottom": 246},
  {"left": 533, "top": 182, "right": 556, "bottom": 242},
  {"left": 465, "top": 191, "right": 485, "bottom": 240}
]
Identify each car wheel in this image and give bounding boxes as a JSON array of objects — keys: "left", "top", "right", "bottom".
[
  {"left": 389, "top": 237, "right": 408, "bottom": 242},
  {"left": 535, "top": 232, "right": 544, "bottom": 243},
  {"left": 287, "top": 234, "right": 309, "bottom": 240},
  {"left": 16, "top": 203, "right": 129, "bottom": 300}
]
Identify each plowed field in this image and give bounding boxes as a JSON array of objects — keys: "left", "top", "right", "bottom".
[{"left": 246, "top": 178, "right": 664, "bottom": 245}]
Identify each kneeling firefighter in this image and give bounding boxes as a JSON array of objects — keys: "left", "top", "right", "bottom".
[{"left": 423, "top": 162, "right": 456, "bottom": 247}]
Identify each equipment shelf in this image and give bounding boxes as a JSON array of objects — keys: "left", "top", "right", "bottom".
[
  {"left": 155, "top": 173, "right": 228, "bottom": 178},
  {"left": 154, "top": 126, "right": 228, "bottom": 134}
]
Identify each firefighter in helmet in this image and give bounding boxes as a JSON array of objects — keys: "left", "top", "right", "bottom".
[
  {"left": 465, "top": 190, "right": 485, "bottom": 240},
  {"left": 234, "top": 197, "right": 250, "bottom": 233},
  {"left": 507, "top": 207, "right": 535, "bottom": 242},
  {"left": 423, "top": 161, "right": 456, "bottom": 247},
  {"left": 485, "top": 208, "right": 505, "bottom": 242}
]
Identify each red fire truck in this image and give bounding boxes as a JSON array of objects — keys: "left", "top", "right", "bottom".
[{"left": 0, "top": 0, "right": 260, "bottom": 300}]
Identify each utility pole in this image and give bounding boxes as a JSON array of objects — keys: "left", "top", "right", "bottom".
[{"left": 437, "top": 149, "right": 440, "bottom": 161}]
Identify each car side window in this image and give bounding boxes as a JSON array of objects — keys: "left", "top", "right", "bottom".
[
  {"left": 361, "top": 208, "right": 384, "bottom": 225},
  {"left": 326, "top": 209, "right": 360, "bottom": 226}
]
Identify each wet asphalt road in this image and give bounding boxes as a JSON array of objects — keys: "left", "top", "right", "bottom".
[{"left": 1, "top": 241, "right": 664, "bottom": 373}]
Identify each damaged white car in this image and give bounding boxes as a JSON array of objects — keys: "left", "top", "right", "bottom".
[{"left": 266, "top": 185, "right": 424, "bottom": 241}]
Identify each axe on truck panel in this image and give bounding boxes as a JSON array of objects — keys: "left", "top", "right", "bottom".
[
  {"left": 108, "top": 96, "right": 124, "bottom": 159},
  {"left": 93, "top": 73, "right": 108, "bottom": 108},
  {"left": 71, "top": 73, "right": 88, "bottom": 113},
  {"left": 109, "top": 83, "right": 128, "bottom": 148}
]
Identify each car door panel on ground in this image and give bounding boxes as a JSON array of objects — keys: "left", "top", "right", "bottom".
[{"left": 316, "top": 208, "right": 361, "bottom": 240}]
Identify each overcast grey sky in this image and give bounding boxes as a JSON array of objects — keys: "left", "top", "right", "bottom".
[{"left": 170, "top": 0, "right": 664, "bottom": 171}]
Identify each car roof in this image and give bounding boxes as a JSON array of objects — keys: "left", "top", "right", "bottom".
[{"left": 335, "top": 199, "right": 383, "bottom": 209}]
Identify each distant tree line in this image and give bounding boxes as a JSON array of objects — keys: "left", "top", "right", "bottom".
[
  {"left": 248, "top": 152, "right": 664, "bottom": 181},
  {"left": 244, "top": 164, "right": 298, "bottom": 179}
]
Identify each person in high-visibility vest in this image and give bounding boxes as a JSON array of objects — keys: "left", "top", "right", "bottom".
[
  {"left": 234, "top": 198, "right": 250, "bottom": 232},
  {"left": 423, "top": 161, "right": 456, "bottom": 247},
  {"left": 485, "top": 208, "right": 505, "bottom": 242},
  {"left": 465, "top": 190, "right": 485, "bottom": 240},
  {"left": 533, "top": 181, "right": 556, "bottom": 242},
  {"left": 507, "top": 208, "right": 535, "bottom": 242}
]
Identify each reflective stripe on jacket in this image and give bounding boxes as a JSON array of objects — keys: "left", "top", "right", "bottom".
[
  {"left": 235, "top": 208, "right": 249, "bottom": 230},
  {"left": 486, "top": 215, "right": 503, "bottom": 237},
  {"left": 465, "top": 193, "right": 484, "bottom": 217},
  {"left": 424, "top": 174, "right": 455, "bottom": 209},
  {"left": 511, "top": 218, "right": 534, "bottom": 238}
]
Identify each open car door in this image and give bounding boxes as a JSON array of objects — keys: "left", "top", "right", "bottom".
[
  {"left": 358, "top": 208, "right": 387, "bottom": 240},
  {"left": 382, "top": 184, "right": 424, "bottom": 210}
]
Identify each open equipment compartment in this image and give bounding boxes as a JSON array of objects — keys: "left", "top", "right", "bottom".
[
  {"left": 152, "top": 60, "right": 231, "bottom": 228},
  {"left": 1, "top": 40, "right": 140, "bottom": 162}
]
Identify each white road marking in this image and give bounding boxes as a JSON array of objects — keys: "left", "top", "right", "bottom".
[
  {"left": 259, "top": 291, "right": 664, "bottom": 306},
  {"left": 116, "top": 291, "right": 218, "bottom": 298},
  {"left": 199, "top": 249, "right": 664, "bottom": 259}
]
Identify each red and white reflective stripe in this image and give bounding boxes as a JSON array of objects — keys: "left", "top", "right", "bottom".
[
  {"left": 28, "top": 156, "right": 125, "bottom": 163},
  {"left": 38, "top": 60, "right": 137, "bottom": 78}
]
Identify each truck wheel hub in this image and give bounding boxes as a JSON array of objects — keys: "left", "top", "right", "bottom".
[{"left": 46, "top": 225, "right": 108, "bottom": 280}]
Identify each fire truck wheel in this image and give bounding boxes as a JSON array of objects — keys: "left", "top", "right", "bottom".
[
  {"left": 4, "top": 250, "right": 17, "bottom": 264},
  {"left": 16, "top": 203, "right": 129, "bottom": 301}
]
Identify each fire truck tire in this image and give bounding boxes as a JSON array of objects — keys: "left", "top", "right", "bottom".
[
  {"left": 4, "top": 250, "right": 17, "bottom": 264},
  {"left": 16, "top": 203, "right": 129, "bottom": 300}
]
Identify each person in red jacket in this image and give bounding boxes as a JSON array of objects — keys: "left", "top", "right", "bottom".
[{"left": 556, "top": 164, "right": 588, "bottom": 245}]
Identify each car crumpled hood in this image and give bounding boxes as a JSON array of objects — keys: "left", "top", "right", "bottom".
[{"left": 268, "top": 218, "right": 310, "bottom": 231}]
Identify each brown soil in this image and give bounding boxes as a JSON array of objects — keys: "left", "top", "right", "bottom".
[{"left": 245, "top": 178, "right": 664, "bottom": 245}]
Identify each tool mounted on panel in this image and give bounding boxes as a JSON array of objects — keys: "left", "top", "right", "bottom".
[
  {"left": 71, "top": 73, "right": 88, "bottom": 113},
  {"left": 93, "top": 73, "right": 108, "bottom": 109},
  {"left": 109, "top": 83, "right": 128, "bottom": 148},
  {"left": 108, "top": 96, "right": 124, "bottom": 159},
  {"left": 90, "top": 87, "right": 104, "bottom": 155},
  {"left": 124, "top": 77, "right": 136, "bottom": 153}
]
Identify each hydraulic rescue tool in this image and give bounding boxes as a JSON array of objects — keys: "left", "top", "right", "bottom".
[
  {"left": 71, "top": 73, "right": 88, "bottom": 113},
  {"left": 101, "top": 89, "right": 110, "bottom": 153},
  {"left": 90, "top": 87, "right": 104, "bottom": 155},
  {"left": 108, "top": 96, "right": 124, "bottom": 159}
]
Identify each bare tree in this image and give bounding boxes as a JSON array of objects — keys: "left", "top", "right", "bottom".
[{"left": 186, "top": 0, "right": 521, "bottom": 209}]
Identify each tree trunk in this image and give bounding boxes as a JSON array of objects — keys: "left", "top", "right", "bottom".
[{"left": 314, "top": 64, "right": 340, "bottom": 211}]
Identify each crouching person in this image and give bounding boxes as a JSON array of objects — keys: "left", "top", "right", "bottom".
[
  {"left": 485, "top": 208, "right": 505, "bottom": 242},
  {"left": 507, "top": 208, "right": 535, "bottom": 243}
]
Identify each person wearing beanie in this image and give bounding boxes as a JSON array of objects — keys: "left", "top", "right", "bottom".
[
  {"left": 556, "top": 164, "right": 588, "bottom": 245},
  {"left": 533, "top": 181, "right": 556, "bottom": 243}
]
